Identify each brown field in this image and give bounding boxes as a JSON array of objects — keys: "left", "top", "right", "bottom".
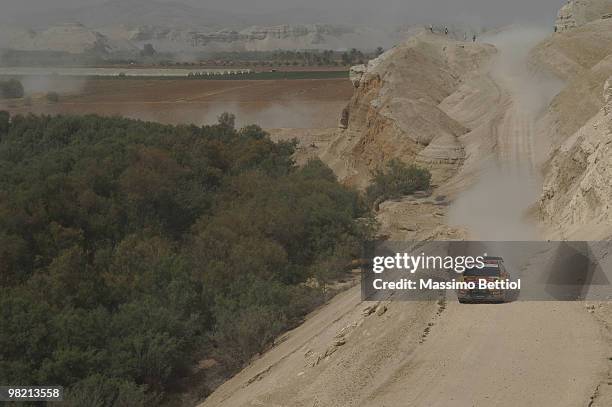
[
  {"left": 105, "top": 64, "right": 349, "bottom": 72},
  {"left": 1, "top": 77, "right": 353, "bottom": 128}
]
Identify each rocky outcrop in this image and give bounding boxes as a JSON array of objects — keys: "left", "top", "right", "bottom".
[
  {"left": 534, "top": 6, "right": 612, "bottom": 238},
  {"left": 539, "top": 78, "right": 612, "bottom": 238},
  {"left": 556, "top": 1, "right": 579, "bottom": 32},
  {"left": 416, "top": 134, "right": 466, "bottom": 182},
  {"left": 605, "top": 77, "right": 612, "bottom": 103},
  {"left": 530, "top": 14, "right": 612, "bottom": 152},
  {"left": 349, "top": 64, "right": 366, "bottom": 88},
  {"left": 320, "top": 32, "right": 495, "bottom": 188},
  {"left": 555, "top": 0, "right": 612, "bottom": 32}
]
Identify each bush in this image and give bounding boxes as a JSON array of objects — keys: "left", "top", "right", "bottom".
[
  {"left": 64, "top": 375, "right": 151, "bottom": 407},
  {"left": 46, "top": 91, "right": 60, "bottom": 103},
  {"left": 366, "top": 159, "right": 431, "bottom": 207},
  {"left": 0, "top": 111, "right": 8, "bottom": 138},
  {"left": 212, "top": 304, "right": 286, "bottom": 369},
  {"left": 0, "top": 79, "right": 24, "bottom": 99}
]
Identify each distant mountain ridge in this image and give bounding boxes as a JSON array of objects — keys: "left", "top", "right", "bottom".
[
  {"left": 0, "top": 21, "right": 409, "bottom": 55},
  {"left": 0, "top": 0, "right": 414, "bottom": 54}
]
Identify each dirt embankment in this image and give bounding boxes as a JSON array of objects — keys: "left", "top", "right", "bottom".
[
  {"left": 317, "top": 31, "right": 496, "bottom": 189},
  {"left": 533, "top": 5, "right": 612, "bottom": 405},
  {"left": 531, "top": 16, "right": 612, "bottom": 146},
  {"left": 531, "top": 15, "right": 612, "bottom": 240},
  {"left": 539, "top": 79, "right": 612, "bottom": 240}
]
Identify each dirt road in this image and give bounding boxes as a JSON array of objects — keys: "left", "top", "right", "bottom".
[
  {"left": 199, "top": 31, "right": 608, "bottom": 407},
  {"left": 200, "top": 276, "right": 606, "bottom": 407},
  {"left": 369, "top": 300, "right": 605, "bottom": 407}
]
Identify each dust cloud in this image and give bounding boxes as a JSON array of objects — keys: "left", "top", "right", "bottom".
[
  {"left": 484, "top": 26, "right": 564, "bottom": 125},
  {"left": 450, "top": 161, "right": 541, "bottom": 240},
  {"left": 20, "top": 76, "right": 87, "bottom": 96},
  {"left": 448, "top": 25, "right": 564, "bottom": 240}
]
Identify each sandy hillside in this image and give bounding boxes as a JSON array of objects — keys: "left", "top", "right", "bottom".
[
  {"left": 316, "top": 31, "right": 496, "bottom": 189},
  {"left": 534, "top": 8, "right": 612, "bottom": 405},
  {"left": 531, "top": 16, "right": 612, "bottom": 146},
  {"left": 534, "top": 3, "right": 612, "bottom": 240}
]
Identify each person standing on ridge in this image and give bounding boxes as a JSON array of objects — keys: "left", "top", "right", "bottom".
[
  {"left": 429, "top": 24, "right": 434, "bottom": 33},
  {"left": 473, "top": 34, "right": 477, "bottom": 42},
  {"left": 445, "top": 26, "right": 449, "bottom": 35}
]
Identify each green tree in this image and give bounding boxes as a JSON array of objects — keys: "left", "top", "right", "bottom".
[
  {"left": 366, "top": 159, "right": 431, "bottom": 208},
  {"left": 64, "top": 375, "right": 149, "bottom": 407},
  {"left": 0, "top": 79, "right": 24, "bottom": 99},
  {"left": 141, "top": 44, "right": 157, "bottom": 58},
  {"left": 217, "top": 112, "right": 236, "bottom": 130},
  {"left": 46, "top": 91, "right": 60, "bottom": 103}
]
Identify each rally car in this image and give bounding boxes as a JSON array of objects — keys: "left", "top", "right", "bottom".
[{"left": 457, "top": 256, "right": 512, "bottom": 303}]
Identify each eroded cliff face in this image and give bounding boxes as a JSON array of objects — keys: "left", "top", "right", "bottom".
[
  {"left": 321, "top": 32, "right": 495, "bottom": 188},
  {"left": 540, "top": 78, "right": 612, "bottom": 238},
  {"left": 533, "top": 2, "right": 612, "bottom": 238}
]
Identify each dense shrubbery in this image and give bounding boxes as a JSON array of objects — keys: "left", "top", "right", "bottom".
[
  {"left": 0, "top": 79, "right": 24, "bottom": 99},
  {"left": 366, "top": 159, "right": 431, "bottom": 208},
  {"left": 0, "top": 112, "right": 371, "bottom": 404}
]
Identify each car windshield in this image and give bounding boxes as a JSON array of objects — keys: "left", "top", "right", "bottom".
[{"left": 463, "top": 266, "right": 501, "bottom": 277}]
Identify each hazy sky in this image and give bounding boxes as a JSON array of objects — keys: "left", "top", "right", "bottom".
[{"left": 3, "top": 0, "right": 566, "bottom": 26}]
